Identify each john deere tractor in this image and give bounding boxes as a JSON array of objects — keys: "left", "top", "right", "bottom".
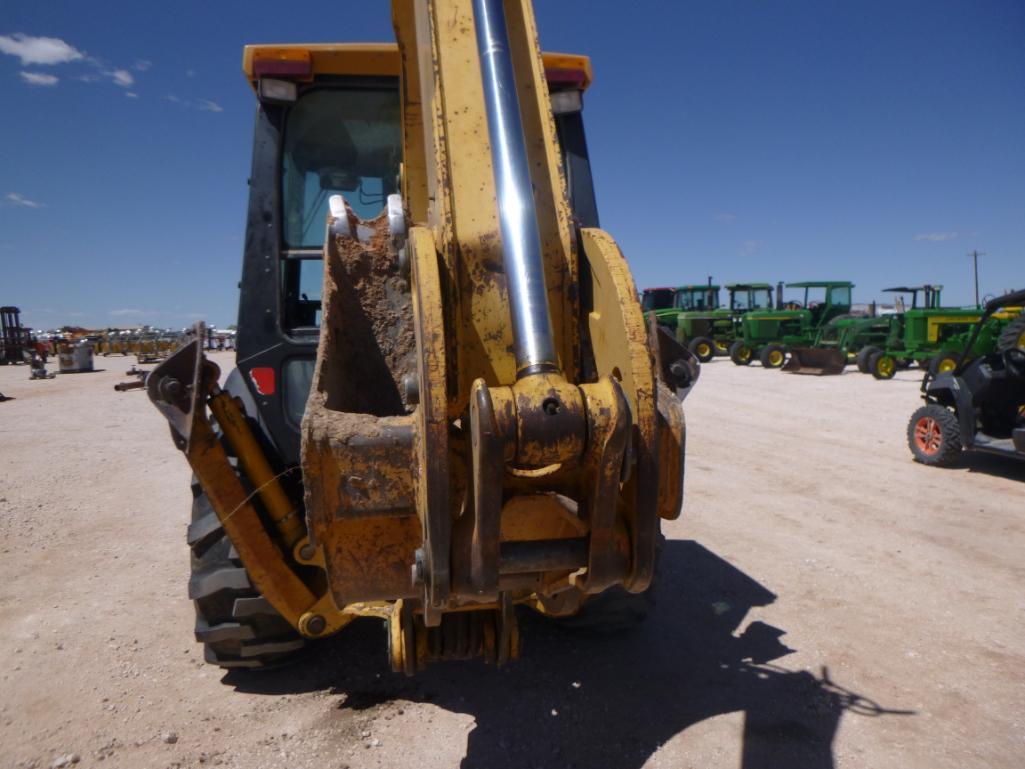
[
  {"left": 642, "top": 283, "right": 719, "bottom": 335},
  {"left": 674, "top": 282, "right": 774, "bottom": 363},
  {"left": 857, "top": 296, "right": 1022, "bottom": 380},
  {"left": 784, "top": 284, "right": 943, "bottom": 375},
  {"left": 729, "top": 281, "right": 853, "bottom": 368}
]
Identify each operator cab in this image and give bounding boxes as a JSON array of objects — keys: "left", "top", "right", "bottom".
[
  {"left": 727, "top": 283, "right": 773, "bottom": 312},
  {"left": 236, "top": 45, "right": 599, "bottom": 463},
  {"left": 674, "top": 285, "right": 720, "bottom": 312},
  {"left": 883, "top": 285, "right": 944, "bottom": 311},
  {"left": 783, "top": 282, "right": 853, "bottom": 325},
  {"left": 641, "top": 288, "right": 676, "bottom": 312}
]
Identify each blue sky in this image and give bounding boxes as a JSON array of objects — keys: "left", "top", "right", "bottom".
[{"left": 1, "top": 0, "right": 1022, "bottom": 330}]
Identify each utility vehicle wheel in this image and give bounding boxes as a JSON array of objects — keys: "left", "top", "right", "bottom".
[
  {"left": 759, "top": 344, "right": 786, "bottom": 369},
  {"left": 869, "top": 351, "right": 897, "bottom": 380},
  {"left": 729, "top": 340, "right": 754, "bottom": 366},
  {"left": 929, "top": 353, "right": 959, "bottom": 377},
  {"left": 856, "top": 346, "right": 882, "bottom": 374},
  {"left": 907, "top": 404, "right": 962, "bottom": 466},
  {"left": 997, "top": 316, "right": 1025, "bottom": 353},
  {"left": 189, "top": 477, "right": 305, "bottom": 669},
  {"left": 688, "top": 336, "right": 716, "bottom": 363}
]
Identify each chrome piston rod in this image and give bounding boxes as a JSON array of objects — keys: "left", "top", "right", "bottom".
[{"left": 472, "top": 0, "right": 558, "bottom": 376}]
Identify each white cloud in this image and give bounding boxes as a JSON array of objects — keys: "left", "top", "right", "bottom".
[
  {"left": 739, "top": 239, "right": 761, "bottom": 257},
  {"left": 19, "top": 71, "right": 58, "bottom": 86},
  {"left": 714, "top": 212, "right": 737, "bottom": 223},
  {"left": 109, "top": 308, "right": 145, "bottom": 316},
  {"left": 0, "top": 33, "right": 83, "bottom": 66},
  {"left": 166, "top": 94, "right": 224, "bottom": 113},
  {"left": 915, "top": 232, "right": 958, "bottom": 242},
  {"left": 4, "top": 192, "right": 43, "bottom": 208},
  {"left": 125, "top": 91, "right": 139, "bottom": 99},
  {"left": 132, "top": 59, "right": 151, "bottom": 72},
  {"left": 108, "top": 68, "right": 133, "bottom": 87}
]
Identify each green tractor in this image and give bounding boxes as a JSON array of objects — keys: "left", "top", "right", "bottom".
[
  {"left": 857, "top": 303, "right": 1024, "bottom": 380},
  {"left": 784, "top": 284, "right": 944, "bottom": 375},
  {"left": 641, "top": 283, "right": 720, "bottom": 335},
  {"left": 729, "top": 281, "right": 853, "bottom": 368},
  {"left": 674, "top": 282, "right": 775, "bottom": 363}
]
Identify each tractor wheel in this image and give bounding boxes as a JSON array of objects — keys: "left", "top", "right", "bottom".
[
  {"left": 928, "top": 353, "right": 959, "bottom": 377},
  {"left": 907, "top": 404, "right": 962, "bottom": 466},
  {"left": 759, "top": 344, "right": 786, "bottom": 369},
  {"left": 918, "top": 357, "right": 932, "bottom": 370},
  {"left": 713, "top": 339, "right": 729, "bottom": 355},
  {"left": 688, "top": 336, "right": 716, "bottom": 363},
  {"left": 188, "top": 475, "right": 306, "bottom": 670},
  {"left": 856, "top": 346, "right": 882, "bottom": 374},
  {"left": 997, "top": 316, "right": 1025, "bottom": 353},
  {"left": 729, "top": 340, "right": 754, "bottom": 366},
  {"left": 869, "top": 351, "right": 897, "bottom": 380}
]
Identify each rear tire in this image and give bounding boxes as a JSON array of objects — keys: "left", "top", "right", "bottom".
[
  {"left": 856, "top": 346, "right": 882, "bottom": 373},
  {"left": 688, "top": 336, "right": 716, "bottom": 363},
  {"left": 759, "top": 344, "right": 786, "bottom": 369},
  {"left": 997, "top": 316, "right": 1025, "bottom": 353},
  {"left": 729, "top": 340, "right": 754, "bottom": 366},
  {"left": 869, "top": 351, "right": 897, "bottom": 380},
  {"left": 188, "top": 476, "right": 305, "bottom": 669},
  {"left": 907, "top": 404, "right": 962, "bottom": 466}
]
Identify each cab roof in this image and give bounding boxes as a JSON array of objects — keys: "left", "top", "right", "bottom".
[
  {"left": 786, "top": 281, "right": 854, "bottom": 288},
  {"left": 243, "top": 43, "right": 592, "bottom": 90},
  {"left": 677, "top": 284, "right": 720, "bottom": 292},
  {"left": 726, "top": 282, "right": 772, "bottom": 290},
  {"left": 882, "top": 285, "right": 943, "bottom": 293}
]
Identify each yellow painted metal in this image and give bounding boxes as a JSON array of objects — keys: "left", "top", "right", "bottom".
[
  {"left": 400, "top": 0, "right": 578, "bottom": 406},
  {"left": 242, "top": 42, "right": 592, "bottom": 94},
  {"left": 208, "top": 390, "right": 304, "bottom": 549},
  {"left": 186, "top": 417, "right": 350, "bottom": 637}
]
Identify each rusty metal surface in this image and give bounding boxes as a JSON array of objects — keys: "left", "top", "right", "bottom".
[{"left": 579, "top": 228, "right": 665, "bottom": 593}]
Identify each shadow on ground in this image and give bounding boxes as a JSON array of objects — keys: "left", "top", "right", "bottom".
[
  {"left": 960, "top": 451, "right": 1025, "bottom": 481},
  {"left": 226, "top": 540, "right": 912, "bottom": 768}
]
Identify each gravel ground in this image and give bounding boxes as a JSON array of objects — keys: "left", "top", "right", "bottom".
[{"left": 0, "top": 352, "right": 1022, "bottom": 769}]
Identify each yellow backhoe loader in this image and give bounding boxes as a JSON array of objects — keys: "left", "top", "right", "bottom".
[{"left": 147, "top": 0, "right": 696, "bottom": 672}]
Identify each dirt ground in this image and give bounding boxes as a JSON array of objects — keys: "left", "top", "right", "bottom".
[{"left": 1, "top": 352, "right": 1022, "bottom": 769}]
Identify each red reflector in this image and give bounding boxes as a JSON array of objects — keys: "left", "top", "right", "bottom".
[
  {"left": 249, "top": 367, "right": 276, "bottom": 396},
  {"left": 253, "top": 58, "right": 313, "bottom": 79},
  {"left": 544, "top": 67, "right": 586, "bottom": 89}
]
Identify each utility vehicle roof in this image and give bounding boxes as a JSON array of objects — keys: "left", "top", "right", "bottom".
[{"left": 243, "top": 44, "right": 592, "bottom": 90}]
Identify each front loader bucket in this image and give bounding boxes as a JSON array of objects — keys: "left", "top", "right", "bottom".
[{"left": 782, "top": 347, "right": 846, "bottom": 375}]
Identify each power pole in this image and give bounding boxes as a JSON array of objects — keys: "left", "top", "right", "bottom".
[{"left": 967, "top": 250, "right": 985, "bottom": 307}]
